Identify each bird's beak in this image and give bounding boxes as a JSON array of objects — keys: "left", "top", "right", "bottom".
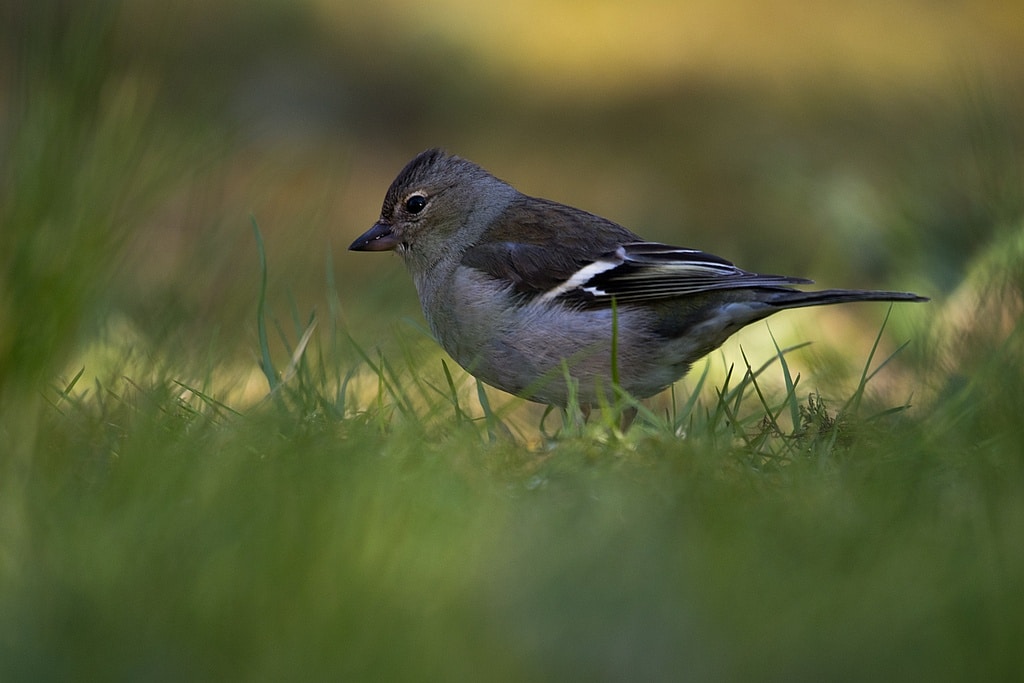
[{"left": 349, "top": 221, "right": 401, "bottom": 252}]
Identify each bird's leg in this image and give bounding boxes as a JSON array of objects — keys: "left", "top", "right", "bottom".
[
  {"left": 560, "top": 402, "right": 590, "bottom": 434},
  {"left": 619, "top": 406, "right": 637, "bottom": 432}
]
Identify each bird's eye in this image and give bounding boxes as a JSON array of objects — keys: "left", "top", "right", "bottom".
[{"left": 404, "top": 194, "right": 427, "bottom": 214}]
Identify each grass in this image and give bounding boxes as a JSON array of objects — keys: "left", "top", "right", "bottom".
[
  {"left": 3, "top": 1, "right": 1024, "bottom": 680},
  {"left": 6, "top": 322, "right": 1024, "bottom": 682},
  {"left": 4, "top": 230, "right": 1023, "bottom": 680}
]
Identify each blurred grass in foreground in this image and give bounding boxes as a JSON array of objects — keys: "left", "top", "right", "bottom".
[
  {"left": 3, "top": 0, "right": 1024, "bottom": 680},
  {"left": 4, "top": 269, "right": 1024, "bottom": 680}
]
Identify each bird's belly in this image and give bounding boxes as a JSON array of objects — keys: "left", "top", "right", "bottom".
[{"left": 442, "top": 298, "right": 691, "bottom": 406}]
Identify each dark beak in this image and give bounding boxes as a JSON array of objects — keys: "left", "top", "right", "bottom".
[{"left": 349, "top": 221, "right": 401, "bottom": 252}]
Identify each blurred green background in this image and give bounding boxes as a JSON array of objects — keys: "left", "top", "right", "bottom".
[
  {"left": 3, "top": 0, "right": 1021, "bottom": 385},
  {"left": 2, "top": 0, "right": 1024, "bottom": 680}
]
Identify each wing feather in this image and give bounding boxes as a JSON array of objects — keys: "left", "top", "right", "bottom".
[{"left": 458, "top": 198, "right": 809, "bottom": 306}]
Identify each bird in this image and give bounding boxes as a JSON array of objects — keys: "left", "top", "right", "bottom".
[{"left": 350, "top": 148, "right": 927, "bottom": 413}]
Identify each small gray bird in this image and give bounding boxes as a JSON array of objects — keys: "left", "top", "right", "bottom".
[{"left": 350, "top": 149, "right": 927, "bottom": 409}]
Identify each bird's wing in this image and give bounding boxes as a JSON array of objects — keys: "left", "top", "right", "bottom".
[
  {"left": 460, "top": 197, "right": 810, "bottom": 305},
  {"left": 553, "top": 242, "right": 812, "bottom": 305}
]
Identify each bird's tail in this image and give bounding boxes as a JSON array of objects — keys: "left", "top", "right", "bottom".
[{"left": 767, "top": 289, "right": 929, "bottom": 310}]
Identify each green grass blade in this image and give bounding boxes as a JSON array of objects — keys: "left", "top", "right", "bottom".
[
  {"left": 440, "top": 359, "right": 466, "bottom": 424},
  {"left": 768, "top": 326, "right": 801, "bottom": 431},
  {"left": 172, "top": 379, "right": 244, "bottom": 418},
  {"left": 741, "top": 347, "right": 783, "bottom": 436},
  {"left": 344, "top": 331, "right": 410, "bottom": 419},
  {"left": 47, "top": 366, "right": 87, "bottom": 413},
  {"left": 475, "top": 378, "right": 500, "bottom": 442},
  {"left": 675, "top": 360, "right": 711, "bottom": 433},
  {"left": 843, "top": 305, "right": 893, "bottom": 417},
  {"left": 251, "top": 217, "right": 278, "bottom": 392}
]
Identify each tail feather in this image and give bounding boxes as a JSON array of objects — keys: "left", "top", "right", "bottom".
[{"left": 767, "top": 289, "right": 929, "bottom": 310}]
